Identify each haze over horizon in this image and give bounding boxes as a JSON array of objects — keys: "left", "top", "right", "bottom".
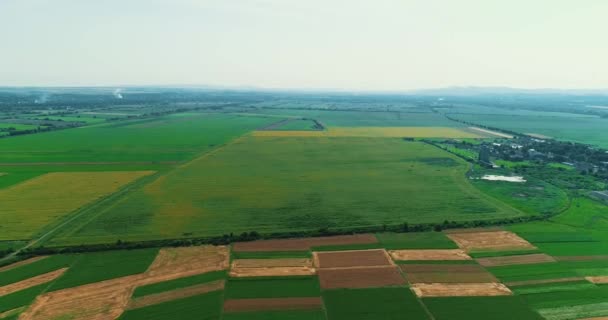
[{"left": 1, "top": 0, "right": 607, "bottom": 90}]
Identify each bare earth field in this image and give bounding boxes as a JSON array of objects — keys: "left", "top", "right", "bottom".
[
  {"left": 230, "top": 258, "right": 315, "bottom": 277},
  {"left": 232, "top": 234, "right": 378, "bottom": 252},
  {"left": 389, "top": 249, "right": 472, "bottom": 261},
  {"left": 223, "top": 297, "right": 323, "bottom": 312},
  {"left": 145, "top": 246, "right": 229, "bottom": 278},
  {"left": 313, "top": 249, "right": 393, "bottom": 269},
  {"left": 318, "top": 266, "right": 405, "bottom": 289},
  {"left": 447, "top": 231, "right": 536, "bottom": 251},
  {"left": 400, "top": 264, "right": 497, "bottom": 284},
  {"left": 411, "top": 283, "right": 513, "bottom": 297},
  {"left": 126, "top": 280, "right": 225, "bottom": 310},
  {"left": 586, "top": 276, "right": 608, "bottom": 284},
  {"left": 476, "top": 253, "right": 556, "bottom": 267}
]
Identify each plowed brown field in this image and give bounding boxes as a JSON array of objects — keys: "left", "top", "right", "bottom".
[
  {"left": 314, "top": 249, "right": 392, "bottom": 269},
  {"left": 447, "top": 231, "right": 535, "bottom": 251},
  {"left": 232, "top": 234, "right": 378, "bottom": 252},
  {"left": 389, "top": 249, "right": 471, "bottom": 261},
  {"left": 318, "top": 266, "right": 405, "bottom": 289},
  {"left": 400, "top": 264, "right": 497, "bottom": 283}
]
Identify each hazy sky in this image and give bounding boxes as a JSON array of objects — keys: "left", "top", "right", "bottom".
[{"left": 1, "top": 0, "right": 607, "bottom": 90}]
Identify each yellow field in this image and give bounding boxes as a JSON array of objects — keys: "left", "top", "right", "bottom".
[
  {"left": 0, "top": 171, "right": 154, "bottom": 240},
  {"left": 252, "top": 127, "right": 485, "bottom": 138}
]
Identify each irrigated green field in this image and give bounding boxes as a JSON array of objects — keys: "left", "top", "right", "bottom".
[{"left": 48, "top": 137, "right": 525, "bottom": 245}]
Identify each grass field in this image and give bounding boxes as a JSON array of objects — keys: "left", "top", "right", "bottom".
[
  {"left": 132, "top": 271, "right": 227, "bottom": 298},
  {"left": 222, "top": 310, "right": 327, "bottom": 320},
  {"left": 49, "top": 138, "right": 524, "bottom": 245},
  {"left": 0, "top": 284, "right": 48, "bottom": 313},
  {"left": 0, "top": 113, "right": 276, "bottom": 163},
  {"left": 118, "top": 290, "right": 223, "bottom": 320},
  {"left": 423, "top": 296, "right": 543, "bottom": 320},
  {"left": 0, "top": 171, "right": 154, "bottom": 240},
  {"left": 224, "top": 277, "right": 320, "bottom": 299},
  {"left": 47, "top": 249, "right": 158, "bottom": 291},
  {"left": 252, "top": 127, "right": 485, "bottom": 138},
  {"left": 323, "top": 288, "right": 430, "bottom": 320},
  {"left": 273, "top": 119, "right": 320, "bottom": 130},
  {"left": 0, "top": 255, "right": 77, "bottom": 286}
]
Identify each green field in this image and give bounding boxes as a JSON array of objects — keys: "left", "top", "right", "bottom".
[
  {"left": 0, "top": 284, "right": 48, "bottom": 313},
  {"left": 224, "top": 277, "right": 320, "bottom": 299},
  {"left": 48, "top": 137, "right": 525, "bottom": 245},
  {"left": 323, "top": 288, "right": 430, "bottom": 320},
  {"left": 47, "top": 249, "right": 158, "bottom": 291},
  {"left": 423, "top": 296, "right": 543, "bottom": 320},
  {"left": 0, "top": 255, "right": 77, "bottom": 286},
  {"left": 118, "top": 290, "right": 223, "bottom": 320},
  {"left": 223, "top": 310, "right": 327, "bottom": 320},
  {"left": 376, "top": 232, "right": 458, "bottom": 250},
  {"left": 273, "top": 119, "right": 320, "bottom": 130},
  {"left": 132, "top": 271, "right": 227, "bottom": 298}
]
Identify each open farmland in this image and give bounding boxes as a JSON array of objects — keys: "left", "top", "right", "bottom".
[
  {"left": 0, "top": 171, "right": 154, "bottom": 240},
  {"left": 48, "top": 137, "right": 525, "bottom": 245},
  {"left": 252, "top": 126, "right": 485, "bottom": 138}
]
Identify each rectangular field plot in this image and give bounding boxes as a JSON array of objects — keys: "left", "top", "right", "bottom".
[
  {"left": 447, "top": 231, "right": 536, "bottom": 252},
  {"left": 233, "top": 235, "right": 378, "bottom": 252},
  {"left": 376, "top": 232, "right": 458, "bottom": 250},
  {"left": 118, "top": 290, "right": 223, "bottom": 320},
  {"left": 252, "top": 126, "right": 486, "bottom": 138},
  {"left": 318, "top": 266, "right": 406, "bottom": 289},
  {"left": 0, "top": 171, "right": 153, "bottom": 240},
  {"left": 401, "top": 264, "right": 497, "bottom": 283},
  {"left": 54, "top": 137, "right": 525, "bottom": 245},
  {"left": 222, "top": 309, "right": 327, "bottom": 320},
  {"left": 314, "top": 249, "right": 393, "bottom": 269},
  {"left": 223, "top": 297, "right": 323, "bottom": 313},
  {"left": 412, "top": 283, "right": 512, "bottom": 297},
  {"left": 225, "top": 277, "right": 320, "bottom": 299},
  {"left": 230, "top": 258, "right": 315, "bottom": 277},
  {"left": 476, "top": 253, "right": 556, "bottom": 267},
  {"left": 389, "top": 249, "right": 472, "bottom": 261},
  {"left": 323, "top": 287, "right": 430, "bottom": 320},
  {"left": 423, "top": 296, "right": 543, "bottom": 320}
]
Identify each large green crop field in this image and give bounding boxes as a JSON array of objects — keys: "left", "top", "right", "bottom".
[{"left": 47, "top": 137, "right": 524, "bottom": 245}]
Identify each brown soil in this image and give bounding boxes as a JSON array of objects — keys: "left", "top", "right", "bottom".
[
  {"left": 0, "top": 256, "right": 48, "bottom": 273},
  {"left": 127, "top": 280, "right": 225, "bottom": 310},
  {"left": 232, "top": 234, "right": 378, "bottom": 252},
  {"left": 400, "top": 264, "right": 497, "bottom": 284},
  {"left": 578, "top": 317, "right": 608, "bottom": 320},
  {"left": 555, "top": 255, "right": 608, "bottom": 262},
  {"left": 447, "top": 231, "right": 536, "bottom": 251},
  {"left": 411, "top": 283, "right": 513, "bottom": 297},
  {"left": 314, "top": 249, "right": 392, "bottom": 269},
  {"left": 389, "top": 249, "right": 471, "bottom": 261},
  {"left": 476, "top": 253, "right": 556, "bottom": 267},
  {"left": 230, "top": 258, "right": 315, "bottom": 277},
  {"left": 223, "top": 297, "right": 323, "bottom": 312},
  {"left": 19, "top": 245, "right": 230, "bottom": 320},
  {"left": 586, "top": 276, "right": 608, "bottom": 284},
  {"left": 505, "top": 277, "right": 586, "bottom": 287},
  {"left": 318, "top": 266, "right": 405, "bottom": 289},
  {"left": 0, "top": 268, "right": 67, "bottom": 297}
]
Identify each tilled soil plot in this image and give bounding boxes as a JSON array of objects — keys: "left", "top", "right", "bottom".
[
  {"left": 400, "top": 264, "right": 497, "bottom": 283},
  {"left": 318, "top": 266, "right": 405, "bottom": 289},
  {"left": 232, "top": 234, "right": 378, "bottom": 252},
  {"left": 476, "top": 253, "right": 556, "bottom": 267},
  {"left": 223, "top": 297, "right": 323, "bottom": 312},
  {"left": 389, "top": 249, "right": 471, "bottom": 261},
  {"left": 0, "top": 268, "right": 67, "bottom": 296},
  {"left": 314, "top": 249, "right": 393, "bottom": 269},
  {"left": 411, "top": 283, "right": 513, "bottom": 297},
  {"left": 230, "top": 258, "right": 315, "bottom": 277},
  {"left": 145, "top": 245, "right": 230, "bottom": 278},
  {"left": 447, "top": 231, "right": 536, "bottom": 251}
]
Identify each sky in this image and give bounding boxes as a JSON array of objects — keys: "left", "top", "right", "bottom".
[{"left": 1, "top": 0, "right": 607, "bottom": 91}]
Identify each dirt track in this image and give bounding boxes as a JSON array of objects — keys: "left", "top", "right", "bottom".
[
  {"left": 0, "top": 256, "right": 47, "bottom": 273},
  {"left": 0, "top": 268, "right": 67, "bottom": 297},
  {"left": 127, "top": 280, "right": 225, "bottom": 310}
]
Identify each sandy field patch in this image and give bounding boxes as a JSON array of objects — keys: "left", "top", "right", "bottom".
[
  {"left": 232, "top": 234, "right": 378, "bottom": 252},
  {"left": 505, "top": 277, "right": 586, "bottom": 287},
  {"left": 400, "top": 264, "right": 497, "bottom": 284},
  {"left": 476, "top": 253, "right": 556, "bottom": 267},
  {"left": 447, "top": 231, "right": 536, "bottom": 251},
  {"left": 586, "top": 276, "right": 608, "bottom": 284},
  {"left": 389, "top": 249, "right": 471, "bottom": 261},
  {"left": 127, "top": 280, "right": 224, "bottom": 310},
  {"left": 0, "top": 268, "right": 67, "bottom": 297},
  {"left": 314, "top": 249, "right": 393, "bottom": 269},
  {"left": 411, "top": 283, "right": 512, "bottom": 297},
  {"left": 230, "top": 258, "right": 315, "bottom": 277},
  {"left": 318, "top": 266, "right": 405, "bottom": 289},
  {"left": 0, "top": 307, "right": 26, "bottom": 319},
  {"left": 0, "top": 256, "right": 47, "bottom": 273},
  {"left": 223, "top": 297, "right": 323, "bottom": 312},
  {"left": 145, "top": 245, "right": 229, "bottom": 278}
]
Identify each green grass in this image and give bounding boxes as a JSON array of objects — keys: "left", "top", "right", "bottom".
[
  {"left": 0, "top": 113, "right": 275, "bottom": 163},
  {"left": 0, "top": 123, "right": 41, "bottom": 131},
  {"left": 469, "top": 249, "right": 542, "bottom": 258},
  {"left": 423, "top": 296, "right": 543, "bottom": 320},
  {"left": 118, "top": 290, "right": 223, "bottom": 320},
  {"left": 52, "top": 138, "right": 524, "bottom": 245},
  {"left": 323, "top": 287, "right": 430, "bottom": 320},
  {"left": 0, "top": 255, "right": 77, "bottom": 286},
  {"left": 522, "top": 286, "right": 608, "bottom": 309},
  {"left": 224, "top": 277, "right": 320, "bottom": 299},
  {"left": 222, "top": 310, "right": 327, "bottom": 320},
  {"left": 231, "top": 251, "right": 312, "bottom": 259},
  {"left": 47, "top": 248, "right": 158, "bottom": 291},
  {"left": 488, "top": 260, "right": 608, "bottom": 283},
  {"left": 33, "top": 116, "right": 106, "bottom": 123},
  {"left": 376, "top": 232, "right": 458, "bottom": 249},
  {"left": 0, "top": 284, "right": 48, "bottom": 313},
  {"left": 511, "top": 280, "right": 598, "bottom": 295},
  {"left": 536, "top": 302, "right": 608, "bottom": 320},
  {"left": 132, "top": 271, "right": 226, "bottom": 298}
]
